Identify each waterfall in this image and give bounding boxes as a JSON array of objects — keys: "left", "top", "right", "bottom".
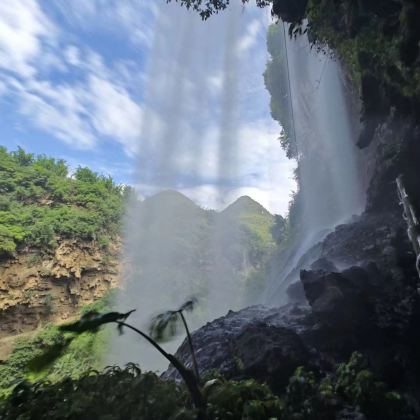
[
  {"left": 107, "top": 3, "right": 278, "bottom": 372},
  {"left": 265, "top": 24, "right": 366, "bottom": 304}
]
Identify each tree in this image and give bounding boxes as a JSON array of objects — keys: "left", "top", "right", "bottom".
[
  {"left": 166, "top": 0, "right": 271, "bottom": 20},
  {"left": 12, "top": 147, "right": 34, "bottom": 166},
  {"left": 167, "top": 0, "right": 308, "bottom": 22}
]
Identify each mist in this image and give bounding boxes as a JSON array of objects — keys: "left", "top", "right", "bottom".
[
  {"left": 108, "top": 2, "right": 279, "bottom": 372},
  {"left": 264, "top": 24, "right": 366, "bottom": 304}
]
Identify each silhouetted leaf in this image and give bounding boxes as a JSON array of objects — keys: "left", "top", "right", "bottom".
[
  {"left": 59, "top": 310, "right": 136, "bottom": 334},
  {"left": 148, "top": 298, "right": 198, "bottom": 342},
  {"left": 178, "top": 297, "right": 197, "bottom": 313},
  {"left": 148, "top": 311, "right": 179, "bottom": 342}
]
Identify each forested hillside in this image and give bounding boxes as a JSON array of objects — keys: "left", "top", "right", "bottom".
[
  {"left": 0, "top": 146, "right": 126, "bottom": 256},
  {"left": 0, "top": 147, "right": 125, "bottom": 361}
]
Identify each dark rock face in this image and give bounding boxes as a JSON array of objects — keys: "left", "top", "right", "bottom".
[
  {"left": 301, "top": 263, "right": 381, "bottom": 330},
  {"left": 164, "top": 304, "right": 317, "bottom": 392},
  {"left": 286, "top": 280, "right": 306, "bottom": 302},
  {"left": 233, "top": 322, "right": 309, "bottom": 392}
]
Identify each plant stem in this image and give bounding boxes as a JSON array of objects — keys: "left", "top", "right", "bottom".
[
  {"left": 178, "top": 310, "right": 201, "bottom": 384},
  {"left": 116, "top": 321, "right": 206, "bottom": 412}
]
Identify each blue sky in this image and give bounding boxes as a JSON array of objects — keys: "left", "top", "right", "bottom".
[{"left": 0, "top": 0, "right": 295, "bottom": 214}]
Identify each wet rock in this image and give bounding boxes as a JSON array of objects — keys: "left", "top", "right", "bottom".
[
  {"left": 286, "top": 281, "right": 306, "bottom": 302},
  {"left": 310, "top": 257, "right": 337, "bottom": 272},
  {"left": 234, "top": 322, "right": 309, "bottom": 392},
  {"left": 300, "top": 263, "right": 381, "bottom": 331},
  {"left": 164, "top": 304, "right": 316, "bottom": 392}
]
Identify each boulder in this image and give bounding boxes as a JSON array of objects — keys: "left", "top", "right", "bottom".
[
  {"left": 300, "top": 263, "right": 381, "bottom": 331},
  {"left": 164, "top": 304, "right": 314, "bottom": 393}
]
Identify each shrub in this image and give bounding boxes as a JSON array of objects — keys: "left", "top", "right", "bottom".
[{"left": 0, "top": 147, "right": 125, "bottom": 254}]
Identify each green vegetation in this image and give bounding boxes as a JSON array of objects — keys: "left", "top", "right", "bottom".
[
  {"left": 2, "top": 305, "right": 414, "bottom": 419},
  {"left": 0, "top": 147, "right": 128, "bottom": 255},
  {"left": 303, "top": 0, "right": 420, "bottom": 146},
  {"left": 282, "top": 353, "right": 414, "bottom": 420},
  {"left": 0, "top": 325, "right": 108, "bottom": 398},
  {"left": 264, "top": 24, "right": 297, "bottom": 159},
  {"left": 221, "top": 196, "right": 276, "bottom": 266},
  {"left": 166, "top": 0, "right": 271, "bottom": 20},
  {"left": 0, "top": 291, "right": 116, "bottom": 398},
  {"left": 0, "top": 350, "right": 412, "bottom": 419},
  {"left": 306, "top": 0, "right": 420, "bottom": 94}
]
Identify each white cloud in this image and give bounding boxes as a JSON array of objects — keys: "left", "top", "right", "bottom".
[
  {"left": 207, "top": 73, "right": 223, "bottom": 92},
  {"left": 13, "top": 70, "right": 145, "bottom": 153},
  {"left": 19, "top": 89, "right": 96, "bottom": 148},
  {"left": 236, "top": 19, "right": 262, "bottom": 54},
  {"left": 64, "top": 45, "right": 80, "bottom": 66},
  {"left": 87, "top": 76, "right": 143, "bottom": 155},
  {"left": 0, "top": 0, "right": 56, "bottom": 78},
  {"left": 133, "top": 118, "right": 296, "bottom": 215},
  {"left": 0, "top": 0, "right": 296, "bottom": 215},
  {"left": 53, "top": 0, "right": 157, "bottom": 49},
  {"left": 0, "top": 0, "right": 147, "bottom": 155}
]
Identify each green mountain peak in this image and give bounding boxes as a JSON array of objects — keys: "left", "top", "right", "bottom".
[{"left": 222, "top": 195, "right": 272, "bottom": 217}]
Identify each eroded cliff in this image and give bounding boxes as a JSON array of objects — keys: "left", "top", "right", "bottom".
[{"left": 0, "top": 238, "right": 121, "bottom": 357}]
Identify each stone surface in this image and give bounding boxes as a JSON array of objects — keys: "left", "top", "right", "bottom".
[
  {"left": 0, "top": 238, "right": 121, "bottom": 345},
  {"left": 164, "top": 304, "right": 317, "bottom": 392}
]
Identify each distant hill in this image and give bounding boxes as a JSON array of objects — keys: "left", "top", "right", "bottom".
[
  {"left": 222, "top": 195, "right": 272, "bottom": 217},
  {"left": 123, "top": 190, "right": 275, "bottom": 320},
  {"left": 221, "top": 196, "right": 275, "bottom": 261}
]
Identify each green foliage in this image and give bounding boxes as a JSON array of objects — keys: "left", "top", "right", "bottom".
[
  {"left": 0, "top": 324, "right": 108, "bottom": 399},
  {"left": 271, "top": 214, "right": 286, "bottom": 245},
  {"left": 0, "top": 366, "right": 194, "bottom": 420},
  {"left": 148, "top": 299, "right": 197, "bottom": 342},
  {"left": 166, "top": 0, "right": 270, "bottom": 20},
  {"left": 283, "top": 353, "right": 415, "bottom": 420},
  {"left": 1, "top": 352, "right": 412, "bottom": 419},
  {"left": 239, "top": 211, "right": 276, "bottom": 260},
  {"left": 0, "top": 326, "right": 67, "bottom": 397},
  {"left": 264, "top": 24, "right": 297, "bottom": 159},
  {"left": 206, "top": 378, "right": 284, "bottom": 419},
  {"left": 305, "top": 0, "right": 420, "bottom": 125},
  {"left": 0, "top": 292, "right": 117, "bottom": 398},
  {"left": 0, "top": 146, "right": 125, "bottom": 255}
]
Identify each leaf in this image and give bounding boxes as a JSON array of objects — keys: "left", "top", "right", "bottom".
[
  {"left": 178, "top": 297, "right": 197, "bottom": 313},
  {"left": 148, "top": 297, "right": 198, "bottom": 342},
  {"left": 59, "top": 310, "right": 136, "bottom": 334},
  {"left": 148, "top": 311, "right": 179, "bottom": 342}
]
